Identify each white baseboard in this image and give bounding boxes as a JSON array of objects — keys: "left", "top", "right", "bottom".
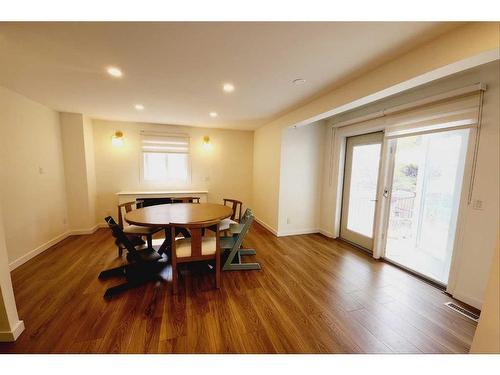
[
  {"left": 254, "top": 217, "right": 278, "bottom": 236},
  {"left": 0, "top": 320, "right": 25, "bottom": 342},
  {"left": 8, "top": 231, "right": 71, "bottom": 271},
  {"left": 449, "top": 291, "right": 483, "bottom": 310},
  {"left": 8, "top": 223, "right": 106, "bottom": 271},
  {"left": 319, "top": 229, "right": 335, "bottom": 238},
  {"left": 69, "top": 223, "right": 106, "bottom": 235},
  {"left": 277, "top": 228, "right": 319, "bottom": 237}
]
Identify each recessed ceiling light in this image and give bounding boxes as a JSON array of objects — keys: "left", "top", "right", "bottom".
[
  {"left": 134, "top": 104, "right": 145, "bottom": 111},
  {"left": 209, "top": 112, "right": 218, "bottom": 118},
  {"left": 292, "top": 78, "right": 306, "bottom": 85},
  {"left": 223, "top": 83, "right": 235, "bottom": 93},
  {"left": 106, "top": 66, "right": 123, "bottom": 78}
]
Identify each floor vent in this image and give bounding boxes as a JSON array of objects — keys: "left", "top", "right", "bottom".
[{"left": 444, "top": 302, "right": 480, "bottom": 322}]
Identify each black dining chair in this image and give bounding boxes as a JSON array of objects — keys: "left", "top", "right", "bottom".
[{"left": 98, "top": 216, "right": 167, "bottom": 299}]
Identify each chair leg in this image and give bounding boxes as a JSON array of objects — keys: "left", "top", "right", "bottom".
[
  {"left": 147, "top": 234, "right": 153, "bottom": 249},
  {"left": 172, "top": 262, "right": 178, "bottom": 294},
  {"left": 103, "top": 281, "right": 139, "bottom": 299},
  {"left": 118, "top": 246, "right": 123, "bottom": 257},
  {"left": 215, "top": 252, "right": 221, "bottom": 289},
  {"left": 99, "top": 265, "right": 127, "bottom": 279}
]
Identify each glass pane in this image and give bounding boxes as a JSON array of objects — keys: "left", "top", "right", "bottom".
[
  {"left": 346, "top": 143, "right": 382, "bottom": 237},
  {"left": 143, "top": 152, "right": 168, "bottom": 181},
  {"left": 385, "top": 129, "right": 469, "bottom": 284},
  {"left": 167, "top": 153, "right": 189, "bottom": 184}
]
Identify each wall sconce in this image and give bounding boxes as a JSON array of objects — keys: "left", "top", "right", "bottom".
[
  {"left": 202, "top": 135, "right": 212, "bottom": 151},
  {"left": 111, "top": 131, "right": 124, "bottom": 147}
]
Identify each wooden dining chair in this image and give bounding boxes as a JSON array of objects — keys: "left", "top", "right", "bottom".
[
  {"left": 117, "top": 200, "right": 162, "bottom": 256},
  {"left": 170, "top": 220, "right": 221, "bottom": 294},
  {"left": 220, "top": 198, "right": 243, "bottom": 232},
  {"left": 223, "top": 198, "right": 243, "bottom": 222},
  {"left": 171, "top": 197, "right": 201, "bottom": 203}
]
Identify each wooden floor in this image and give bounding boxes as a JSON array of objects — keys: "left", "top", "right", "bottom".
[{"left": 0, "top": 223, "right": 477, "bottom": 353}]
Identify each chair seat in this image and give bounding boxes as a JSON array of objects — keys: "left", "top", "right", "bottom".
[
  {"left": 219, "top": 218, "right": 238, "bottom": 231},
  {"left": 123, "top": 225, "right": 160, "bottom": 235},
  {"left": 175, "top": 237, "right": 217, "bottom": 258}
]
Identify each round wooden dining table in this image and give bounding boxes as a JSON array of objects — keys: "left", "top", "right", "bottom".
[
  {"left": 125, "top": 203, "right": 232, "bottom": 227},
  {"left": 125, "top": 203, "right": 233, "bottom": 254}
]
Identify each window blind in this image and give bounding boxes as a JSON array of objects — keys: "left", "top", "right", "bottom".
[
  {"left": 384, "top": 91, "right": 483, "bottom": 139},
  {"left": 140, "top": 131, "right": 190, "bottom": 154},
  {"left": 332, "top": 84, "right": 485, "bottom": 139}
]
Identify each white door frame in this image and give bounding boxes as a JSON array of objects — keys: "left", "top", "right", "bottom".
[
  {"left": 340, "top": 131, "right": 384, "bottom": 251},
  {"left": 328, "top": 118, "right": 387, "bottom": 253}
]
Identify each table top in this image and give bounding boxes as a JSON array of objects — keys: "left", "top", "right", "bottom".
[{"left": 125, "top": 203, "right": 233, "bottom": 227}]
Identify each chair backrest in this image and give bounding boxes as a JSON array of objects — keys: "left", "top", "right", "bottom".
[
  {"left": 240, "top": 208, "right": 253, "bottom": 225},
  {"left": 117, "top": 200, "right": 144, "bottom": 229},
  {"left": 232, "top": 210, "right": 254, "bottom": 250},
  {"left": 105, "top": 216, "right": 142, "bottom": 262},
  {"left": 172, "top": 197, "right": 200, "bottom": 204},
  {"left": 170, "top": 220, "right": 220, "bottom": 260},
  {"left": 223, "top": 198, "right": 243, "bottom": 222}
]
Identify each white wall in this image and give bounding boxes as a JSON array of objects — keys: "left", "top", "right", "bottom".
[
  {"left": 277, "top": 121, "right": 325, "bottom": 236},
  {"left": 0, "top": 201, "right": 24, "bottom": 341},
  {"left": 321, "top": 61, "right": 500, "bottom": 309},
  {"left": 252, "top": 22, "right": 499, "bottom": 234},
  {"left": 0, "top": 86, "right": 69, "bottom": 266},
  {"left": 92, "top": 119, "right": 254, "bottom": 222}
]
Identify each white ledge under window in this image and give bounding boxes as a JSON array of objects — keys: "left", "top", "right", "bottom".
[{"left": 116, "top": 190, "right": 209, "bottom": 204}]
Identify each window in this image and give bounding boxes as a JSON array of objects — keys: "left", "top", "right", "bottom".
[{"left": 141, "top": 132, "right": 190, "bottom": 184}]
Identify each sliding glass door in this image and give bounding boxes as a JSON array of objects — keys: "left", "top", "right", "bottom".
[{"left": 383, "top": 129, "right": 470, "bottom": 284}]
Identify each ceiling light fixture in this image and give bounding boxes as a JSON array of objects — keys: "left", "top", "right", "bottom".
[
  {"left": 106, "top": 66, "right": 123, "bottom": 78},
  {"left": 292, "top": 78, "right": 306, "bottom": 85},
  {"left": 209, "top": 112, "right": 218, "bottom": 118},
  {"left": 134, "top": 104, "right": 145, "bottom": 111},
  {"left": 222, "top": 83, "right": 235, "bottom": 93}
]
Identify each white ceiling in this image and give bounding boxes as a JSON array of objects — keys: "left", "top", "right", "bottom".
[{"left": 0, "top": 22, "right": 460, "bottom": 130}]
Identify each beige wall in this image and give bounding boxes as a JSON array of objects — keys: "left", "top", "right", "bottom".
[
  {"left": 252, "top": 123, "right": 283, "bottom": 231},
  {"left": 92, "top": 119, "right": 254, "bottom": 222},
  {"left": 277, "top": 121, "right": 325, "bottom": 235},
  {"left": 470, "top": 235, "right": 500, "bottom": 353},
  {"left": 0, "top": 86, "right": 69, "bottom": 265},
  {"left": 83, "top": 115, "right": 97, "bottom": 225},
  {"left": 60, "top": 113, "right": 97, "bottom": 231},
  {"left": 252, "top": 22, "right": 500, "bottom": 231}
]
